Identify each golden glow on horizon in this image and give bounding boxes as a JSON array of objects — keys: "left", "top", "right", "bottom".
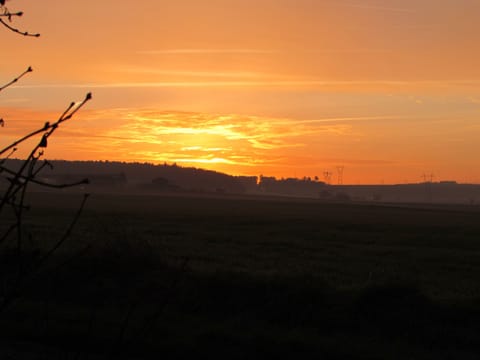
[
  {"left": 2, "top": 106, "right": 479, "bottom": 184},
  {"left": 2, "top": 0, "right": 480, "bottom": 184}
]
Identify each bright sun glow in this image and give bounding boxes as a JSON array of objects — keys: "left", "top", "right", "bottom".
[{"left": 2, "top": 1, "right": 480, "bottom": 183}]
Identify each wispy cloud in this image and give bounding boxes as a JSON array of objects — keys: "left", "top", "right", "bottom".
[
  {"left": 3, "top": 106, "right": 470, "bottom": 180},
  {"left": 16, "top": 80, "right": 480, "bottom": 90},
  {"left": 307, "top": 49, "right": 391, "bottom": 54},
  {"left": 137, "top": 49, "right": 278, "bottom": 55},
  {"left": 111, "top": 66, "right": 270, "bottom": 79},
  {"left": 316, "top": 157, "right": 398, "bottom": 166},
  {"left": 0, "top": 107, "right": 286, "bottom": 166},
  {"left": 278, "top": 115, "right": 404, "bottom": 124},
  {"left": 335, "top": 1, "right": 415, "bottom": 13},
  {"left": 0, "top": 98, "right": 30, "bottom": 104},
  {"left": 69, "top": 109, "right": 361, "bottom": 167},
  {"left": 138, "top": 48, "right": 391, "bottom": 55}
]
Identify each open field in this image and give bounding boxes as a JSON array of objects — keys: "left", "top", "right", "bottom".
[{"left": 1, "top": 191, "right": 480, "bottom": 358}]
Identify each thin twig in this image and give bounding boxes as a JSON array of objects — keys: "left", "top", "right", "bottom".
[
  {"left": 0, "top": 18, "right": 39, "bottom": 37},
  {"left": 109, "top": 301, "right": 138, "bottom": 360},
  {"left": 14, "top": 177, "right": 29, "bottom": 275},
  {"left": 0, "top": 66, "right": 32, "bottom": 92},
  {"left": 0, "top": 11, "right": 23, "bottom": 18},
  {"left": 0, "top": 127, "right": 45, "bottom": 157},
  {"left": 35, "top": 194, "right": 90, "bottom": 268},
  {"left": 0, "top": 93, "right": 92, "bottom": 212},
  {"left": 0, "top": 164, "right": 89, "bottom": 189},
  {"left": 0, "top": 223, "right": 16, "bottom": 246},
  {"left": 0, "top": 148, "right": 17, "bottom": 165},
  {"left": 0, "top": 193, "right": 90, "bottom": 314},
  {"left": 0, "top": 93, "right": 91, "bottom": 156}
]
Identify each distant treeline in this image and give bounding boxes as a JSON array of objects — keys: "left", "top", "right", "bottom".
[
  {"left": 0, "top": 159, "right": 256, "bottom": 194},
  {"left": 2, "top": 159, "right": 480, "bottom": 203}
]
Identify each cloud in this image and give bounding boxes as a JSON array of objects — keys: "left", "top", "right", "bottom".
[
  {"left": 279, "top": 115, "right": 403, "bottom": 124},
  {"left": 316, "top": 157, "right": 398, "bottom": 165},
  {"left": 137, "top": 49, "right": 278, "bottom": 55},
  {"left": 111, "top": 66, "right": 269, "bottom": 79},
  {"left": 15, "top": 80, "right": 480, "bottom": 91},
  {"left": 138, "top": 48, "right": 391, "bottom": 56},
  {"left": 63, "top": 109, "right": 361, "bottom": 168},
  {"left": 0, "top": 103, "right": 446, "bottom": 164},
  {"left": 4, "top": 106, "right": 466, "bottom": 179},
  {"left": 0, "top": 98, "right": 30, "bottom": 104},
  {"left": 334, "top": 1, "right": 415, "bottom": 13},
  {"left": 308, "top": 49, "right": 391, "bottom": 54}
]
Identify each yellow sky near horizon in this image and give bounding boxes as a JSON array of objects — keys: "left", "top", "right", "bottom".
[{"left": 1, "top": 0, "right": 480, "bottom": 184}]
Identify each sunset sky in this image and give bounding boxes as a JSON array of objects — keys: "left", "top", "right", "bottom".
[{"left": 1, "top": 0, "right": 480, "bottom": 184}]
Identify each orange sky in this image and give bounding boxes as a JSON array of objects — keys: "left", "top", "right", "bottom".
[{"left": 1, "top": 0, "right": 480, "bottom": 184}]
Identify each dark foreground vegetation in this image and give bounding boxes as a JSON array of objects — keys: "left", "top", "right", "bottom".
[{"left": 1, "top": 192, "right": 480, "bottom": 359}]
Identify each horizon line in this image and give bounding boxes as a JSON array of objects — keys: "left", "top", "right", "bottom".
[{"left": 1, "top": 158, "right": 474, "bottom": 186}]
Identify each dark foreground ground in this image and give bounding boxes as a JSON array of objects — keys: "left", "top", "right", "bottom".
[{"left": 1, "top": 192, "right": 480, "bottom": 359}]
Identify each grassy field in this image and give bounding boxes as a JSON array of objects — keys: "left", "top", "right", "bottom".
[{"left": 1, "top": 191, "right": 480, "bottom": 358}]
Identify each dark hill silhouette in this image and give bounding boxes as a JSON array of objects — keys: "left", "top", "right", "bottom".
[
  {"left": 2, "top": 159, "right": 480, "bottom": 204},
  {"left": 1, "top": 159, "right": 255, "bottom": 194}
]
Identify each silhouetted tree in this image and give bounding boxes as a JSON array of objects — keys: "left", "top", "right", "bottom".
[{"left": 0, "top": 1, "right": 91, "bottom": 313}]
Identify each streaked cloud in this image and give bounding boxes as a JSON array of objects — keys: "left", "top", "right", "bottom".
[
  {"left": 0, "top": 107, "right": 361, "bottom": 172},
  {"left": 137, "top": 49, "right": 278, "bottom": 55},
  {"left": 15, "top": 80, "right": 480, "bottom": 90},
  {"left": 335, "top": 2, "right": 415, "bottom": 13},
  {"left": 0, "top": 98, "right": 31, "bottom": 104},
  {"left": 112, "top": 66, "right": 269, "bottom": 79},
  {"left": 138, "top": 48, "right": 391, "bottom": 55}
]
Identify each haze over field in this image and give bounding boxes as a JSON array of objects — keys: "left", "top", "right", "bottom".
[{"left": 2, "top": 0, "right": 480, "bottom": 183}]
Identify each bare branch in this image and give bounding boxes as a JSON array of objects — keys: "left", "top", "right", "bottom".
[
  {"left": 0, "top": 17, "right": 40, "bottom": 37},
  {"left": 0, "top": 2, "right": 93, "bottom": 323},
  {"left": 0, "top": 147, "right": 16, "bottom": 165},
  {"left": 0, "top": 93, "right": 92, "bottom": 156},
  {"left": 0, "top": 66, "right": 33, "bottom": 93},
  {"left": 0, "top": 127, "right": 44, "bottom": 156},
  {"left": 0, "top": 93, "right": 92, "bottom": 215},
  {"left": 0, "top": 193, "right": 90, "bottom": 314},
  {"left": 35, "top": 193, "right": 90, "bottom": 270},
  {"left": 0, "top": 11, "right": 23, "bottom": 18},
  {"left": 0, "top": 165, "right": 89, "bottom": 189},
  {"left": 0, "top": 223, "right": 16, "bottom": 246}
]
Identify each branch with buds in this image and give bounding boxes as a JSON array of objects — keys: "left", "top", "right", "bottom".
[
  {"left": 0, "top": 0, "right": 95, "bottom": 323},
  {"left": 0, "top": 3, "right": 40, "bottom": 37},
  {"left": 0, "top": 92, "right": 93, "bottom": 212},
  {"left": 0, "top": 66, "right": 32, "bottom": 93}
]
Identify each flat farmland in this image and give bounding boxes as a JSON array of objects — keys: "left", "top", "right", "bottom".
[
  {"left": 25, "top": 191, "right": 480, "bottom": 298},
  {"left": 2, "top": 191, "right": 480, "bottom": 358}
]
